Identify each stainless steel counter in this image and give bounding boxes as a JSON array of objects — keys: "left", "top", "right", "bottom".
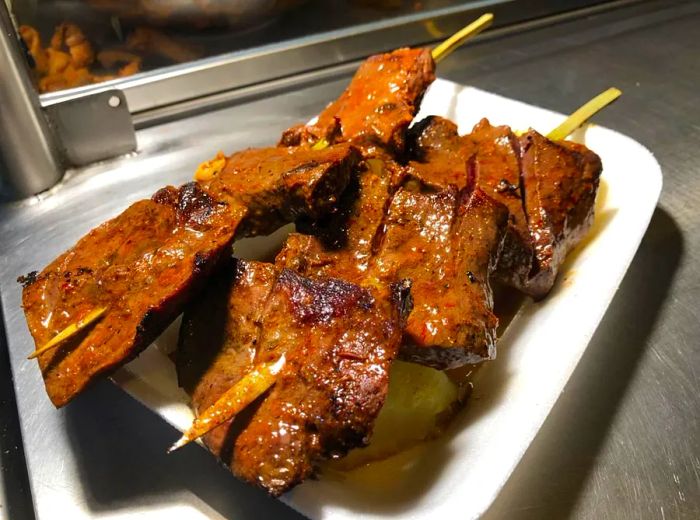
[{"left": 1, "top": 0, "right": 699, "bottom": 518}]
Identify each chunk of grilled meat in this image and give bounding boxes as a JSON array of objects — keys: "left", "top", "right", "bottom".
[
  {"left": 406, "top": 116, "right": 532, "bottom": 290},
  {"left": 373, "top": 185, "right": 508, "bottom": 368},
  {"left": 279, "top": 156, "right": 508, "bottom": 369},
  {"left": 21, "top": 144, "right": 359, "bottom": 407},
  {"left": 177, "top": 260, "right": 410, "bottom": 496},
  {"left": 280, "top": 48, "right": 436, "bottom": 155},
  {"left": 280, "top": 157, "right": 400, "bottom": 279},
  {"left": 469, "top": 119, "right": 533, "bottom": 291},
  {"left": 519, "top": 131, "right": 602, "bottom": 297},
  {"left": 405, "top": 115, "right": 476, "bottom": 188},
  {"left": 407, "top": 116, "right": 602, "bottom": 299},
  {"left": 203, "top": 145, "right": 360, "bottom": 237}
]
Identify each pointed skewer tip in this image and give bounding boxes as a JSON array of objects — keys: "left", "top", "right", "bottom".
[
  {"left": 167, "top": 436, "right": 191, "bottom": 454},
  {"left": 27, "top": 306, "right": 108, "bottom": 360},
  {"left": 547, "top": 87, "right": 622, "bottom": 142},
  {"left": 168, "top": 355, "right": 287, "bottom": 454},
  {"left": 431, "top": 13, "right": 494, "bottom": 63}
]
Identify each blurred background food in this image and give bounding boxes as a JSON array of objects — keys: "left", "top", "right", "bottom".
[
  {"left": 10, "top": 0, "right": 457, "bottom": 93},
  {"left": 20, "top": 23, "right": 202, "bottom": 92}
]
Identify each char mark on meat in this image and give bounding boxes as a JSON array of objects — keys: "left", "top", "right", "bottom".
[
  {"left": 21, "top": 144, "right": 358, "bottom": 407},
  {"left": 407, "top": 116, "right": 602, "bottom": 300},
  {"left": 177, "top": 259, "right": 408, "bottom": 495}
]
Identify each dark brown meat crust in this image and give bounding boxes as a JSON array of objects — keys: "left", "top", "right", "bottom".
[
  {"left": 21, "top": 145, "right": 358, "bottom": 407},
  {"left": 407, "top": 116, "right": 602, "bottom": 300},
  {"left": 280, "top": 48, "right": 435, "bottom": 155},
  {"left": 203, "top": 144, "right": 360, "bottom": 237},
  {"left": 177, "top": 260, "right": 409, "bottom": 495},
  {"left": 279, "top": 154, "right": 508, "bottom": 369},
  {"left": 519, "top": 131, "right": 602, "bottom": 298},
  {"left": 374, "top": 186, "right": 508, "bottom": 368}
]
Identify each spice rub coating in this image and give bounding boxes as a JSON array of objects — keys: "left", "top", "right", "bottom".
[
  {"left": 178, "top": 260, "right": 409, "bottom": 495},
  {"left": 21, "top": 144, "right": 359, "bottom": 407},
  {"left": 280, "top": 48, "right": 435, "bottom": 155},
  {"left": 406, "top": 116, "right": 602, "bottom": 299}
]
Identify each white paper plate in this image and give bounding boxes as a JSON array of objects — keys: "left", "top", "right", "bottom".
[{"left": 112, "top": 79, "right": 662, "bottom": 520}]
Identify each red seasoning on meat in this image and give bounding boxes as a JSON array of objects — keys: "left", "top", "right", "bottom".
[
  {"left": 178, "top": 260, "right": 410, "bottom": 495},
  {"left": 406, "top": 115, "right": 602, "bottom": 299},
  {"left": 21, "top": 144, "right": 359, "bottom": 407},
  {"left": 281, "top": 48, "right": 436, "bottom": 155}
]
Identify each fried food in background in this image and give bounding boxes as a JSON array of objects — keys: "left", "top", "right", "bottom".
[{"left": 19, "top": 23, "right": 201, "bottom": 93}]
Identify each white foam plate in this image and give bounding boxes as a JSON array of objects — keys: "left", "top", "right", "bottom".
[{"left": 112, "top": 79, "right": 662, "bottom": 520}]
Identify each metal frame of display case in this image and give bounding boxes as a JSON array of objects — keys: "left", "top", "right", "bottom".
[{"left": 0, "top": 0, "right": 637, "bottom": 198}]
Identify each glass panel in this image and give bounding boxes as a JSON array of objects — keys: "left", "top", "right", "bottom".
[{"left": 9, "top": 0, "right": 607, "bottom": 95}]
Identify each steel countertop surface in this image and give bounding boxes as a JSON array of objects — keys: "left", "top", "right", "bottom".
[{"left": 1, "top": 0, "right": 698, "bottom": 518}]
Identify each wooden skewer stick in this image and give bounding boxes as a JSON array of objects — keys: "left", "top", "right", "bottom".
[
  {"left": 168, "top": 355, "right": 286, "bottom": 453},
  {"left": 431, "top": 13, "right": 494, "bottom": 63},
  {"left": 547, "top": 87, "right": 622, "bottom": 141},
  {"left": 27, "top": 306, "right": 107, "bottom": 360}
]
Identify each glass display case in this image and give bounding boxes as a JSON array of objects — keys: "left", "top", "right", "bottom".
[{"left": 1, "top": 0, "right": 614, "bottom": 198}]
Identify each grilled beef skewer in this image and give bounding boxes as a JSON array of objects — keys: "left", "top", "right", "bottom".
[
  {"left": 21, "top": 144, "right": 359, "bottom": 407},
  {"left": 175, "top": 110, "right": 603, "bottom": 492},
  {"left": 21, "top": 46, "right": 439, "bottom": 407},
  {"left": 177, "top": 260, "right": 410, "bottom": 495},
  {"left": 407, "top": 116, "right": 602, "bottom": 299},
  {"left": 278, "top": 158, "right": 508, "bottom": 369}
]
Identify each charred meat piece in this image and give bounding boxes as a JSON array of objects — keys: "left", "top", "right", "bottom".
[
  {"left": 519, "top": 130, "right": 602, "bottom": 298},
  {"left": 279, "top": 154, "right": 508, "bottom": 369},
  {"left": 178, "top": 260, "right": 409, "bottom": 495},
  {"left": 279, "top": 157, "right": 400, "bottom": 279},
  {"left": 372, "top": 185, "right": 508, "bottom": 368},
  {"left": 407, "top": 116, "right": 602, "bottom": 299},
  {"left": 280, "top": 48, "right": 435, "bottom": 155},
  {"left": 469, "top": 119, "right": 533, "bottom": 292},
  {"left": 203, "top": 144, "right": 360, "bottom": 237},
  {"left": 21, "top": 144, "right": 358, "bottom": 407}
]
